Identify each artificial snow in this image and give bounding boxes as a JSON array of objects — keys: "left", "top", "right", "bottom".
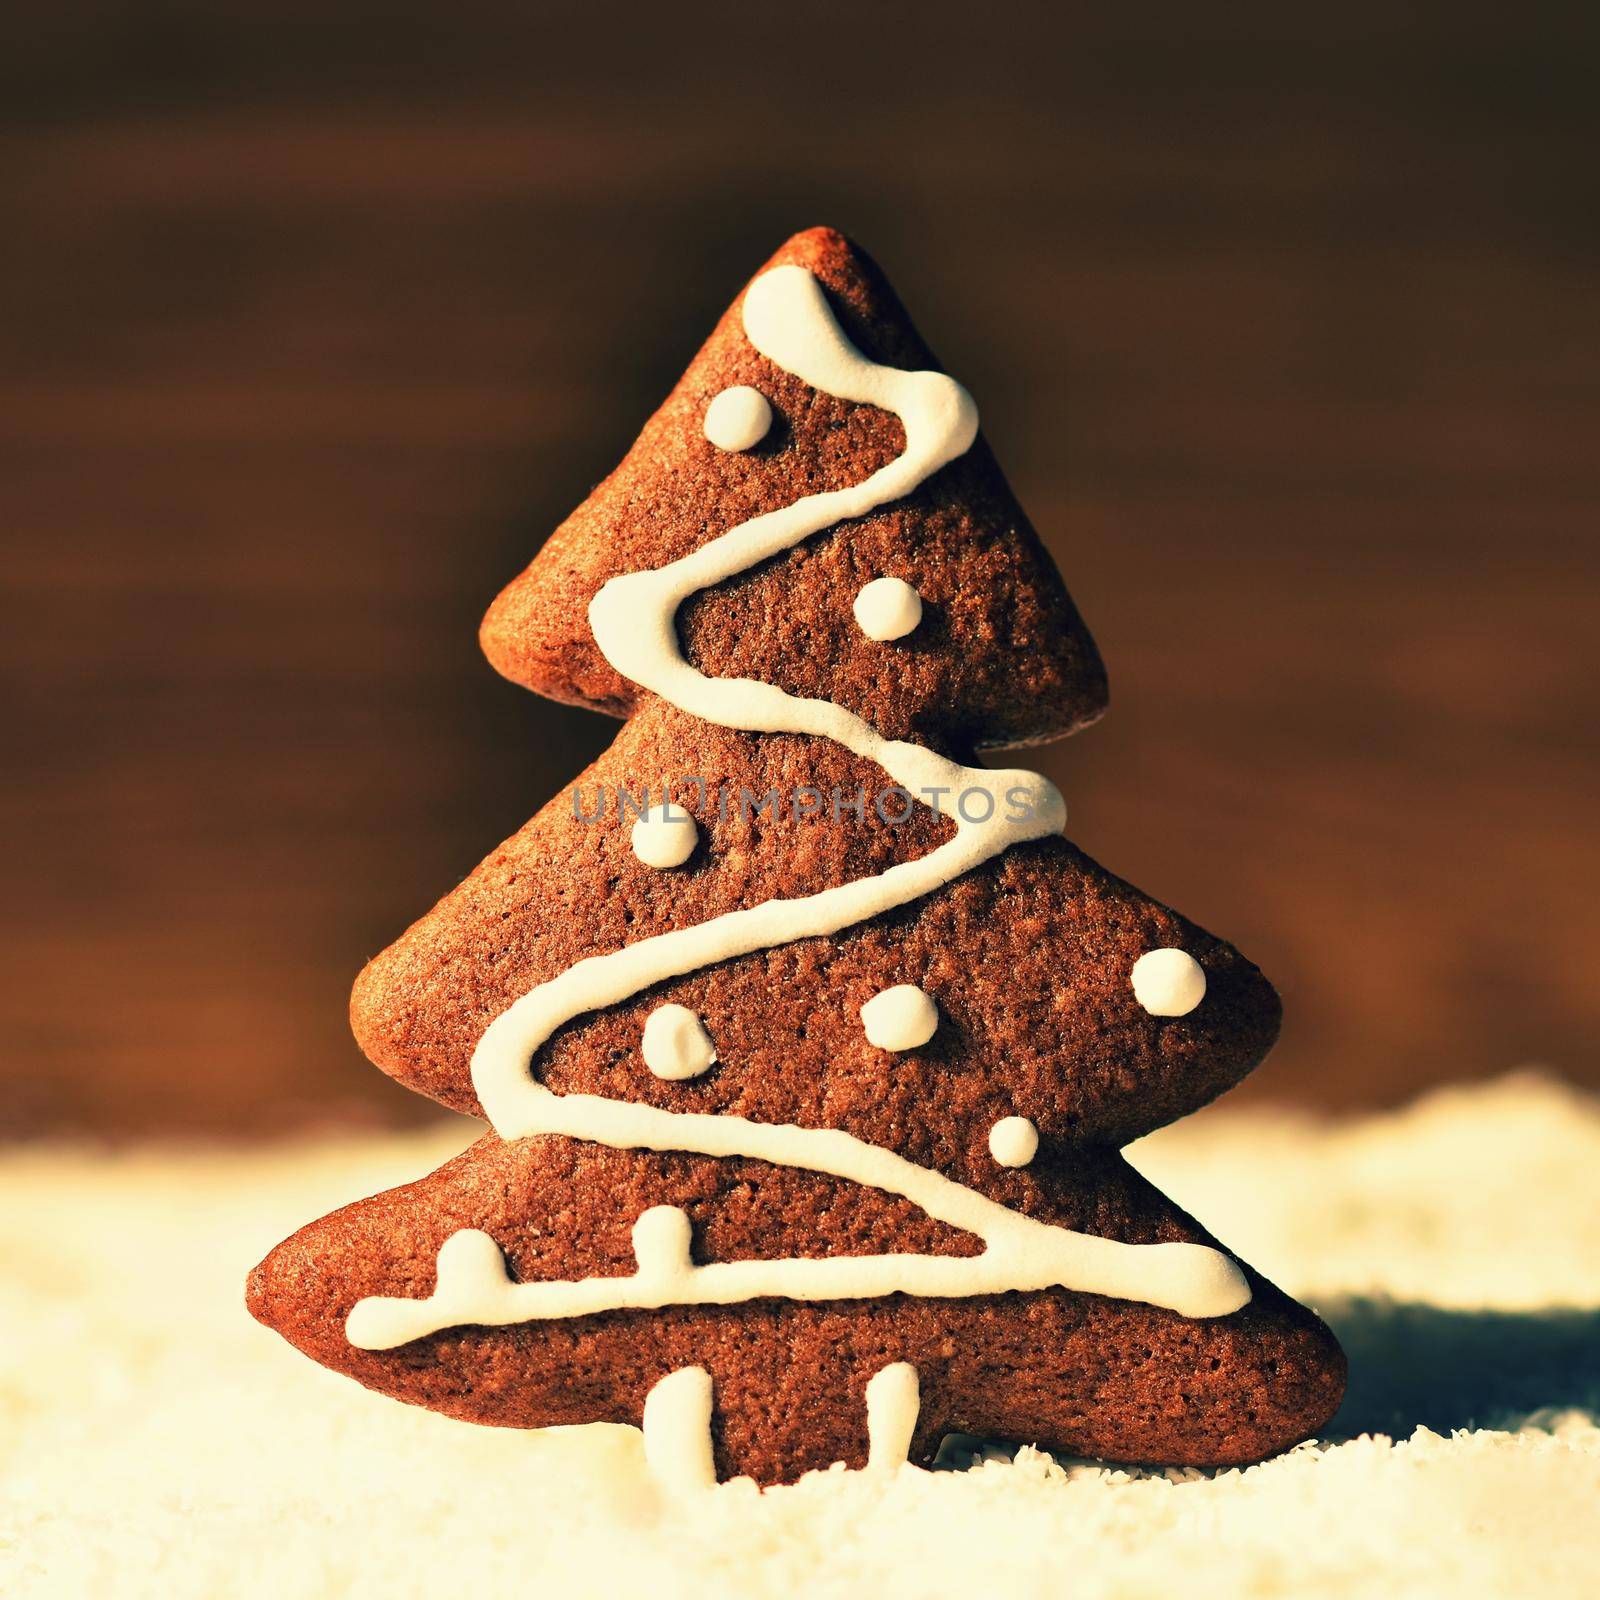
[{"left": 3, "top": 1073, "right": 1598, "bottom": 1597}]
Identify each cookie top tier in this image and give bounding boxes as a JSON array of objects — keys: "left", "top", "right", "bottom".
[{"left": 480, "top": 227, "right": 1108, "bottom": 751}]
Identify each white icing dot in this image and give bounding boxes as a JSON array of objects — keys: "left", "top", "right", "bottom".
[
  {"left": 988, "top": 1115, "right": 1039, "bottom": 1169},
  {"left": 860, "top": 984, "right": 939, "bottom": 1051},
  {"left": 641, "top": 1003, "right": 717, "bottom": 1081},
  {"left": 703, "top": 385, "right": 772, "bottom": 451},
  {"left": 1131, "top": 948, "right": 1208, "bottom": 1017},
  {"left": 631, "top": 802, "right": 698, "bottom": 869},
  {"left": 853, "top": 576, "right": 923, "bottom": 641}
]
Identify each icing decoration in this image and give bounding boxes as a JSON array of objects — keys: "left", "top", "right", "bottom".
[
  {"left": 348, "top": 263, "right": 1250, "bottom": 1355},
  {"left": 987, "top": 1115, "right": 1039, "bottom": 1169},
  {"left": 631, "top": 801, "right": 698, "bottom": 869},
  {"left": 703, "top": 384, "right": 772, "bottom": 452},
  {"left": 853, "top": 576, "right": 923, "bottom": 641},
  {"left": 346, "top": 1159, "right": 1248, "bottom": 1348},
  {"left": 1131, "top": 948, "right": 1208, "bottom": 1018},
  {"left": 642, "top": 1366, "right": 717, "bottom": 1493},
  {"left": 639, "top": 1361, "right": 919, "bottom": 1492},
  {"left": 865, "top": 1361, "right": 920, "bottom": 1470},
  {"left": 860, "top": 984, "right": 939, "bottom": 1051},
  {"left": 642, "top": 1003, "right": 717, "bottom": 1080}
]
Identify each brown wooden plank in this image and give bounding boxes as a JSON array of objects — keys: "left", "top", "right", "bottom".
[{"left": 3, "top": 7, "right": 1597, "bottom": 1134}]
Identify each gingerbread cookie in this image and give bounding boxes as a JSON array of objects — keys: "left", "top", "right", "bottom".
[{"left": 249, "top": 227, "right": 1344, "bottom": 1487}]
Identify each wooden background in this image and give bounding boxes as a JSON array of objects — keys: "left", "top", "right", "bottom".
[{"left": 4, "top": 5, "right": 1597, "bottom": 1136}]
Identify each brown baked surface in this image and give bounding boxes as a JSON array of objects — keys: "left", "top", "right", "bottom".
[{"left": 249, "top": 225, "right": 1345, "bottom": 1483}]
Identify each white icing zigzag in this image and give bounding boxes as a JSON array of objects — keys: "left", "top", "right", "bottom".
[{"left": 346, "top": 264, "right": 1250, "bottom": 1356}]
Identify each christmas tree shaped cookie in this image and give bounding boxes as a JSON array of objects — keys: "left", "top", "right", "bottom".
[{"left": 248, "top": 228, "right": 1345, "bottom": 1487}]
